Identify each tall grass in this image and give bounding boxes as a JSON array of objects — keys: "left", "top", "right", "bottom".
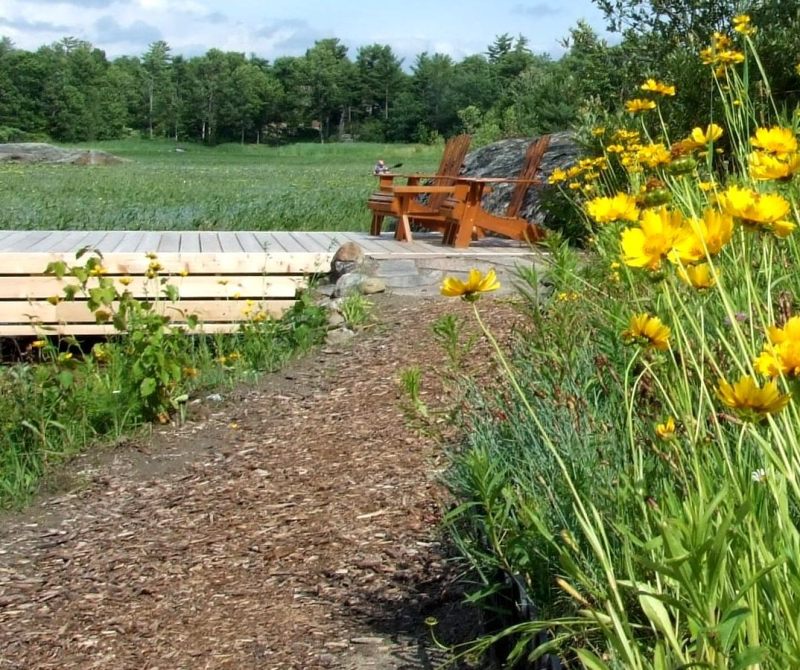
[
  {"left": 0, "top": 140, "right": 439, "bottom": 232},
  {"left": 439, "top": 16, "right": 800, "bottom": 668}
]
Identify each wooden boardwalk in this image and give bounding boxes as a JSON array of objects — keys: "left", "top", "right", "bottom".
[{"left": 0, "top": 230, "right": 537, "bottom": 336}]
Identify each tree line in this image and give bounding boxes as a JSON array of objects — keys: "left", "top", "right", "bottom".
[{"left": 0, "top": 1, "right": 798, "bottom": 146}]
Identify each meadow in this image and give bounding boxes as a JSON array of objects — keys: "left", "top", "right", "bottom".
[{"left": 0, "top": 140, "right": 440, "bottom": 232}]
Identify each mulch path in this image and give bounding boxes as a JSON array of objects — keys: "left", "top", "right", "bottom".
[{"left": 0, "top": 294, "right": 521, "bottom": 670}]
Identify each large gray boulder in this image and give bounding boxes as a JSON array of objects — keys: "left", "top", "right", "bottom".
[
  {"left": 460, "top": 131, "right": 580, "bottom": 233},
  {"left": 0, "top": 143, "right": 125, "bottom": 165}
]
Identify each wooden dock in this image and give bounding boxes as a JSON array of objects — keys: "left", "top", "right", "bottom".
[{"left": 0, "top": 230, "right": 538, "bottom": 336}]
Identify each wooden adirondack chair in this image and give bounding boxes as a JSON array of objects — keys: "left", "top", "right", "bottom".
[
  {"left": 367, "top": 134, "right": 471, "bottom": 240},
  {"left": 442, "top": 135, "right": 551, "bottom": 248}
]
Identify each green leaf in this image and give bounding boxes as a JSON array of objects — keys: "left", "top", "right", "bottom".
[
  {"left": 732, "top": 647, "right": 769, "bottom": 669},
  {"left": 45, "top": 260, "right": 67, "bottom": 278},
  {"left": 575, "top": 648, "right": 611, "bottom": 670},
  {"left": 140, "top": 377, "right": 157, "bottom": 397},
  {"left": 57, "top": 370, "right": 74, "bottom": 388},
  {"left": 717, "top": 607, "right": 750, "bottom": 652}
]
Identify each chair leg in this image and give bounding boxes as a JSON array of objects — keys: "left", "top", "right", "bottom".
[{"left": 370, "top": 214, "right": 384, "bottom": 236}]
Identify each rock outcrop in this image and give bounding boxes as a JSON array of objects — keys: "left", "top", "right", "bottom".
[
  {"left": 460, "top": 131, "right": 580, "bottom": 232},
  {"left": 0, "top": 143, "right": 125, "bottom": 166}
]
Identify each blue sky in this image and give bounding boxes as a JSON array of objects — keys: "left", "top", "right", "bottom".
[{"left": 0, "top": 0, "right": 612, "bottom": 62}]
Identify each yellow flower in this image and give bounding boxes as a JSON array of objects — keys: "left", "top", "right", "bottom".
[
  {"left": 732, "top": 14, "right": 756, "bottom": 36},
  {"left": 748, "top": 151, "right": 800, "bottom": 180},
  {"left": 690, "top": 124, "right": 724, "bottom": 146},
  {"left": 179, "top": 269, "right": 189, "bottom": 277},
  {"left": 591, "top": 126, "right": 606, "bottom": 136},
  {"left": 716, "top": 375, "right": 790, "bottom": 418},
  {"left": 718, "top": 186, "right": 790, "bottom": 229},
  {"left": 698, "top": 181, "right": 715, "bottom": 192},
  {"left": 606, "top": 144, "right": 625, "bottom": 153},
  {"left": 772, "top": 219, "right": 796, "bottom": 238},
  {"left": 31, "top": 339, "right": 47, "bottom": 349},
  {"left": 678, "top": 263, "right": 717, "bottom": 289},
  {"left": 640, "top": 79, "right": 676, "bottom": 96},
  {"left": 146, "top": 251, "right": 158, "bottom": 260},
  {"left": 637, "top": 143, "right": 671, "bottom": 168},
  {"left": 670, "top": 209, "right": 734, "bottom": 263},
  {"left": 622, "top": 313, "right": 671, "bottom": 350},
  {"left": 119, "top": 276, "right": 133, "bottom": 286},
  {"left": 548, "top": 167, "right": 568, "bottom": 184},
  {"left": 655, "top": 416, "right": 676, "bottom": 440},
  {"left": 751, "top": 126, "right": 798, "bottom": 155},
  {"left": 46, "top": 295, "right": 61, "bottom": 306},
  {"left": 620, "top": 208, "right": 684, "bottom": 270},
  {"left": 754, "top": 317, "right": 800, "bottom": 377},
  {"left": 440, "top": 269, "right": 500, "bottom": 301},
  {"left": 586, "top": 193, "right": 640, "bottom": 224},
  {"left": 625, "top": 98, "right": 657, "bottom": 113}
]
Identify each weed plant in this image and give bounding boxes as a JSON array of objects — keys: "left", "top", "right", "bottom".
[
  {"left": 0, "top": 251, "right": 327, "bottom": 506},
  {"left": 440, "top": 16, "right": 800, "bottom": 668}
]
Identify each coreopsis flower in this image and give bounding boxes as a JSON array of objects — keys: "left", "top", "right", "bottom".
[
  {"left": 606, "top": 144, "right": 625, "bottom": 153},
  {"left": 772, "top": 219, "right": 796, "bottom": 238},
  {"left": 748, "top": 151, "right": 800, "bottom": 180},
  {"left": 620, "top": 207, "right": 684, "bottom": 270},
  {"left": 622, "top": 313, "right": 671, "bottom": 350},
  {"left": 548, "top": 167, "right": 568, "bottom": 184},
  {"left": 614, "top": 129, "right": 641, "bottom": 144},
  {"left": 585, "top": 193, "right": 640, "bottom": 224},
  {"left": 754, "top": 316, "right": 800, "bottom": 378},
  {"left": 637, "top": 143, "right": 672, "bottom": 168},
  {"left": 440, "top": 268, "right": 500, "bottom": 301},
  {"left": 591, "top": 126, "right": 606, "bottom": 137},
  {"left": 733, "top": 14, "right": 756, "bottom": 36},
  {"left": 716, "top": 375, "right": 790, "bottom": 419},
  {"left": 625, "top": 98, "right": 657, "bottom": 114},
  {"left": 718, "top": 186, "right": 791, "bottom": 233},
  {"left": 678, "top": 262, "right": 717, "bottom": 289},
  {"left": 640, "top": 79, "right": 676, "bottom": 96},
  {"left": 670, "top": 209, "right": 734, "bottom": 263},
  {"left": 655, "top": 416, "right": 676, "bottom": 440},
  {"left": 751, "top": 127, "right": 798, "bottom": 155},
  {"left": 690, "top": 123, "right": 724, "bottom": 146}
]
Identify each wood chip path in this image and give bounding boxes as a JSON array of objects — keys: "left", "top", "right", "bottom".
[{"left": 0, "top": 295, "right": 520, "bottom": 669}]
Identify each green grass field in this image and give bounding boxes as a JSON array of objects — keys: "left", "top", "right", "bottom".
[{"left": 0, "top": 140, "right": 440, "bottom": 231}]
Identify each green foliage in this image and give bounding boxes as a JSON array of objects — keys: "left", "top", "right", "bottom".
[
  {"left": 0, "top": 140, "right": 440, "bottom": 232},
  {"left": 338, "top": 293, "right": 372, "bottom": 329}
]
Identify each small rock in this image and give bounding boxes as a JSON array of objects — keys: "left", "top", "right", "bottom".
[
  {"left": 327, "top": 311, "right": 346, "bottom": 328},
  {"left": 359, "top": 277, "right": 386, "bottom": 295},
  {"left": 325, "top": 328, "right": 355, "bottom": 346},
  {"left": 330, "top": 242, "right": 364, "bottom": 280},
  {"left": 334, "top": 272, "right": 366, "bottom": 298},
  {"left": 205, "top": 393, "right": 223, "bottom": 402}
]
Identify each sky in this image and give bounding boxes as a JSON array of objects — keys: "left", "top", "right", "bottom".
[{"left": 0, "top": 0, "right": 613, "bottom": 63}]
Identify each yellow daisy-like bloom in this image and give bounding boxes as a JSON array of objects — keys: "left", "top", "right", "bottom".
[
  {"left": 690, "top": 123, "right": 724, "bottom": 146},
  {"left": 625, "top": 98, "right": 657, "bottom": 114},
  {"left": 441, "top": 268, "right": 500, "bottom": 301},
  {"left": 655, "top": 416, "right": 676, "bottom": 440},
  {"left": 620, "top": 207, "right": 684, "bottom": 270},
  {"left": 640, "top": 79, "right": 676, "bottom": 96},
  {"left": 119, "top": 276, "right": 133, "bottom": 286},
  {"left": 586, "top": 193, "right": 640, "bottom": 224},
  {"left": 754, "top": 317, "right": 800, "bottom": 378},
  {"left": 751, "top": 127, "right": 798, "bottom": 155},
  {"left": 614, "top": 129, "right": 641, "bottom": 143},
  {"left": 31, "top": 339, "right": 47, "bottom": 349},
  {"left": 772, "top": 219, "right": 796, "bottom": 238},
  {"left": 748, "top": 151, "right": 800, "bottom": 180},
  {"left": 637, "top": 143, "right": 671, "bottom": 168},
  {"left": 591, "top": 127, "right": 606, "bottom": 137},
  {"left": 718, "top": 186, "right": 791, "bottom": 230},
  {"left": 606, "top": 144, "right": 625, "bottom": 154},
  {"left": 670, "top": 208, "right": 734, "bottom": 263},
  {"left": 716, "top": 375, "right": 790, "bottom": 418},
  {"left": 622, "top": 313, "right": 671, "bottom": 350},
  {"left": 548, "top": 167, "right": 568, "bottom": 184},
  {"left": 732, "top": 14, "right": 756, "bottom": 36},
  {"left": 678, "top": 262, "right": 717, "bottom": 289}
]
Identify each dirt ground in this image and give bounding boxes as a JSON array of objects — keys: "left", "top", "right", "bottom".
[{"left": 0, "top": 294, "right": 521, "bottom": 670}]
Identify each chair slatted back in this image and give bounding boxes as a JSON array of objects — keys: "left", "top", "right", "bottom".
[
  {"left": 506, "top": 135, "right": 551, "bottom": 218},
  {"left": 427, "top": 133, "right": 471, "bottom": 211}
]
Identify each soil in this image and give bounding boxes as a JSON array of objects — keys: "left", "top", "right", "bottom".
[{"left": 0, "top": 293, "right": 522, "bottom": 670}]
